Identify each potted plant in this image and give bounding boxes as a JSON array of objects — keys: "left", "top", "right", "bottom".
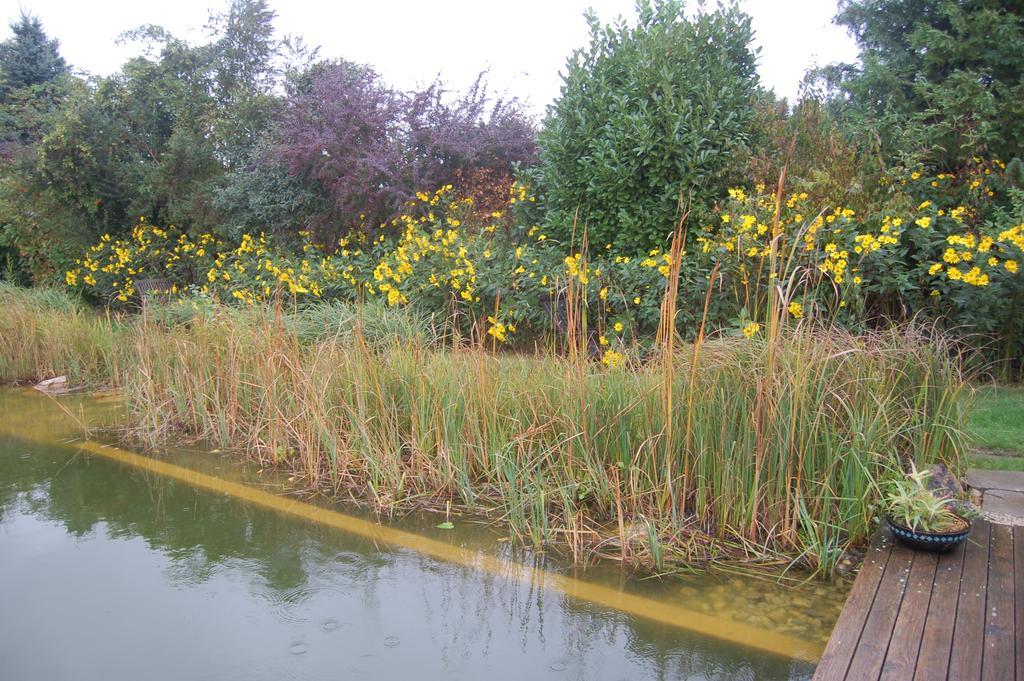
[{"left": 882, "top": 465, "right": 972, "bottom": 553}]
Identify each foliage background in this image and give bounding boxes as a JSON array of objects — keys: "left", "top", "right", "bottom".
[{"left": 3, "top": 0, "right": 1024, "bottom": 372}]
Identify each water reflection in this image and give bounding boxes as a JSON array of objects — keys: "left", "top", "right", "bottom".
[{"left": 0, "top": 390, "right": 825, "bottom": 680}]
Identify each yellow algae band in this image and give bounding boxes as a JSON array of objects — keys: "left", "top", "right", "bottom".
[{"left": 7, "top": 430, "right": 823, "bottom": 662}]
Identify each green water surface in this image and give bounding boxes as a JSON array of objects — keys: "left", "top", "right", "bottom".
[{"left": 0, "top": 389, "right": 845, "bottom": 680}]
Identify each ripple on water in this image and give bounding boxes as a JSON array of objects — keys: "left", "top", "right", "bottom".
[
  {"left": 383, "top": 636, "right": 401, "bottom": 648},
  {"left": 332, "top": 550, "right": 361, "bottom": 564},
  {"left": 320, "top": 617, "right": 340, "bottom": 631},
  {"left": 260, "top": 584, "right": 347, "bottom": 624},
  {"left": 260, "top": 587, "right": 311, "bottom": 623},
  {"left": 289, "top": 641, "right": 308, "bottom": 655}
]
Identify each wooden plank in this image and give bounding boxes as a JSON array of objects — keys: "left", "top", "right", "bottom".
[
  {"left": 844, "top": 540, "right": 916, "bottom": 680},
  {"left": 982, "top": 524, "right": 1015, "bottom": 681},
  {"left": 880, "top": 550, "right": 938, "bottom": 681},
  {"left": 813, "top": 534, "right": 894, "bottom": 680},
  {"left": 1015, "top": 526, "right": 1023, "bottom": 681},
  {"left": 949, "top": 520, "right": 992, "bottom": 681},
  {"left": 913, "top": 535, "right": 968, "bottom": 681}
]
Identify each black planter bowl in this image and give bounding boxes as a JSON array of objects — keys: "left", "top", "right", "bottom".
[{"left": 885, "top": 515, "right": 971, "bottom": 553}]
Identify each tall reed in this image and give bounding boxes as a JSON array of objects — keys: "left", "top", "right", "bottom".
[
  {"left": 125, "top": 305, "right": 965, "bottom": 575},
  {"left": 0, "top": 284, "right": 968, "bottom": 576},
  {"left": 0, "top": 283, "right": 131, "bottom": 386}
]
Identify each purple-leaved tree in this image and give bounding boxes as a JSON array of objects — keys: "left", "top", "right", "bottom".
[
  {"left": 277, "top": 60, "right": 406, "bottom": 241},
  {"left": 276, "top": 61, "right": 536, "bottom": 243}
]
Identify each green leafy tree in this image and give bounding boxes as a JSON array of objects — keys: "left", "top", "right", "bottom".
[
  {"left": 822, "top": 0, "right": 1024, "bottom": 169},
  {"left": 36, "top": 0, "right": 287, "bottom": 234},
  {"left": 1, "top": 1, "right": 290, "bottom": 282},
  {"left": 531, "top": 0, "right": 759, "bottom": 251},
  {"left": 207, "top": 0, "right": 282, "bottom": 169},
  {"left": 37, "top": 50, "right": 210, "bottom": 232}
]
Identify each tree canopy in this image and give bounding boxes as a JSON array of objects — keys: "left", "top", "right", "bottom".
[
  {"left": 823, "top": 0, "right": 1024, "bottom": 168},
  {"left": 0, "top": 0, "right": 536, "bottom": 280},
  {"left": 532, "top": 0, "right": 760, "bottom": 250},
  {"left": 0, "top": 12, "right": 67, "bottom": 94}
]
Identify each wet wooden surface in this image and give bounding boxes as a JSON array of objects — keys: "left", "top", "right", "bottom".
[{"left": 813, "top": 520, "right": 1021, "bottom": 680}]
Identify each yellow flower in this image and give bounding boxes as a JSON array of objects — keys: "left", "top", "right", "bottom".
[
  {"left": 613, "top": 321, "right": 624, "bottom": 332},
  {"left": 599, "top": 335, "right": 609, "bottom": 346},
  {"left": 962, "top": 266, "right": 989, "bottom": 286},
  {"left": 788, "top": 302, "right": 804, "bottom": 319},
  {"left": 633, "top": 296, "right": 641, "bottom": 305},
  {"left": 1006, "top": 260, "right": 1019, "bottom": 273},
  {"left": 601, "top": 350, "right": 625, "bottom": 368},
  {"left": 486, "top": 316, "right": 510, "bottom": 343},
  {"left": 742, "top": 321, "right": 760, "bottom": 338},
  {"left": 915, "top": 216, "right": 931, "bottom": 229}
]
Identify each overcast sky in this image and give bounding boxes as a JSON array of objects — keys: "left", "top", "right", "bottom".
[{"left": 2, "top": 0, "right": 859, "bottom": 114}]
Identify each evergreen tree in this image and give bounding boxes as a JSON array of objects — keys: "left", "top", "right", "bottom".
[
  {"left": 0, "top": 13, "right": 70, "bottom": 282},
  {"left": 822, "top": 0, "right": 1024, "bottom": 168},
  {"left": 0, "top": 12, "right": 68, "bottom": 95}
]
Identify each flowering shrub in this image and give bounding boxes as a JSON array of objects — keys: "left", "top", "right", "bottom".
[
  {"left": 65, "top": 160, "right": 1024, "bottom": 370},
  {"left": 695, "top": 160, "right": 1024, "bottom": 359},
  {"left": 700, "top": 187, "right": 862, "bottom": 322},
  {"left": 64, "top": 222, "right": 221, "bottom": 302},
  {"left": 64, "top": 220, "right": 338, "bottom": 303}
]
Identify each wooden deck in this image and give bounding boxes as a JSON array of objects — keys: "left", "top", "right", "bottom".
[{"left": 813, "top": 520, "right": 1023, "bottom": 680}]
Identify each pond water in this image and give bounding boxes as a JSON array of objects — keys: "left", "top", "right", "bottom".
[{"left": 0, "top": 389, "right": 848, "bottom": 680}]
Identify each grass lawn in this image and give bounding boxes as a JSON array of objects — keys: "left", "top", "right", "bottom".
[{"left": 967, "top": 384, "right": 1024, "bottom": 470}]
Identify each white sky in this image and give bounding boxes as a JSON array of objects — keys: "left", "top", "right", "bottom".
[{"left": 2, "top": 0, "right": 858, "bottom": 114}]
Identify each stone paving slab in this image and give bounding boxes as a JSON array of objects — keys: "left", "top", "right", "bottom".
[
  {"left": 980, "top": 490, "right": 1024, "bottom": 526},
  {"left": 966, "top": 469, "right": 1024, "bottom": 493},
  {"left": 966, "top": 469, "right": 1024, "bottom": 526}
]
